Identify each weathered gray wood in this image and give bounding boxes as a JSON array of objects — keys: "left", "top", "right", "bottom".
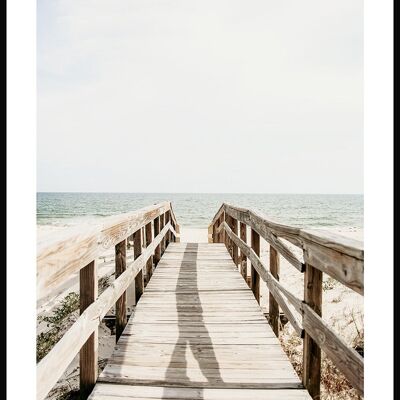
[
  {"left": 153, "top": 216, "right": 161, "bottom": 266},
  {"left": 79, "top": 261, "right": 98, "bottom": 399},
  {"left": 221, "top": 204, "right": 364, "bottom": 281},
  {"left": 115, "top": 239, "right": 127, "bottom": 342},
  {"left": 303, "top": 239, "right": 363, "bottom": 294},
  {"left": 165, "top": 210, "right": 171, "bottom": 247},
  {"left": 37, "top": 202, "right": 171, "bottom": 302},
  {"left": 133, "top": 229, "right": 144, "bottom": 303},
  {"left": 251, "top": 229, "right": 260, "bottom": 303},
  {"left": 269, "top": 245, "right": 280, "bottom": 336},
  {"left": 93, "top": 243, "right": 309, "bottom": 399},
  {"left": 145, "top": 222, "right": 153, "bottom": 284},
  {"left": 209, "top": 204, "right": 225, "bottom": 230},
  {"left": 239, "top": 222, "right": 247, "bottom": 280},
  {"left": 266, "top": 280, "right": 303, "bottom": 337},
  {"left": 160, "top": 214, "right": 165, "bottom": 255},
  {"left": 300, "top": 302, "right": 364, "bottom": 395},
  {"left": 36, "top": 223, "right": 172, "bottom": 400},
  {"left": 302, "top": 264, "right": 322, "bottom": 399},
  {"left": 222, "top": 222, "right": 303, "bottom": 313},
  {"left": 301, "top": 229, "right": 363, "bottom": 260}
]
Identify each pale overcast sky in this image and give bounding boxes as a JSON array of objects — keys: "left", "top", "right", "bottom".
[{"left": 37, "top": 0, "right": 363, "bottom": 193}]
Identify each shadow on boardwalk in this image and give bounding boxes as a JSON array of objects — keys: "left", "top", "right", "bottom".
[{"left": 163, "top": 243, "right": 222, "bottom": 399}]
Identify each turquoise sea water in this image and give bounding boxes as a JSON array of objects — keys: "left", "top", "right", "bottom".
[{"left": 37, "top": 193, "right": 363, "bottom": 229}]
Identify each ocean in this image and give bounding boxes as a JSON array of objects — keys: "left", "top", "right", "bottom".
[{"left": 37, "top": 193, "right": 363, "bottom": 229}]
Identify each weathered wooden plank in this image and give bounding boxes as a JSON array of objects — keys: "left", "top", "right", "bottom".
[
  {"left": 251, "top": 228, "right": 260, "bottom": 303},
  {"left": 301, "top": 229, "right": 363, "bottom": 260},
  {"left": 37, "top": 202, "right": 171, "bottom": 302},
  {"left": 79, "top": 261, "right": 98, "bottom": 399},
  {"left": 165, "top": 210, "right": 171, "bottom": 247},
  {"left": 145, "top": 222, "right": 153, "bottom": 284},
  {"left": 239, "top": 222, "right": 247, "bottom": 280},
  {"left": 133, "top": 229, "right": 144, "bottom": 303},
  {"left": 154, "top": 216, "right": 161, "bottom": 266},
  {"left": 300, "top": 302, "right": 364, "bottom": 395},
  {"left": 303, "top": 239, "right": 364, "bottom": 295},
  {"left": 36, "top": 223, "right": 171, "bottom": 400},
  {"left": 160, "top": 214, "right": 165, "bottom": 255},
  {"left": 115, "top": 239, "right": 127, "bottom": 342},
  {"left": 89, "top": 383, "right": 311, "bottom": 399},
  {"left": 302, "top": 264, "right": 322, "bottom": 399},
  {"left": 208, "top": 204, "right": 225, "bottom": 230},
  {"left": 269, "top": 245, "right": 280, "bottom": 336}
]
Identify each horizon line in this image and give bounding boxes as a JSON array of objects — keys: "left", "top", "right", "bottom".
[{"left": 36, "top": 191, "right": 364, "bottom": 195}]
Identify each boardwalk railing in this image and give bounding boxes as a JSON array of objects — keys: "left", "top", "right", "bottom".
[
  {"left": 208, "top": 203, "right": 364, "bottom": 399},
  {"left": 37, "top": 202, "right": 180, "bottom": 400}
]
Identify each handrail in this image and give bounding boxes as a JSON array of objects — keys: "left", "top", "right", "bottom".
[
  {"left": 37, "top": 203, "right": 179, "bottom": 400},
  {"left": 209, "top": 203, "right": 364, "bottom": 398},
  {"left": 37, "top": 202, "right": 173, "bottom": 302}
]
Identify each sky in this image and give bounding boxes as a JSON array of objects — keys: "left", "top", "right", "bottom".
[{"left": 37, "top": 0, "right": 363, "bottom": 193}]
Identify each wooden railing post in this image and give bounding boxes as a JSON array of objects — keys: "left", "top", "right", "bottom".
[
  {"left": 269, "top": 245, "right": 280, "bottom": 336},
  {"left": 231, "top": 217, "right": 238, "bottom": 266},
  {"left": 239, "top": 222, "right": 247, "bottom": 280},
  {"left": 160, "top": 214, "right": 165, "bottom": 255},
  {"left": 225, "top": 214, "right": 233, "bottom": 256},
  {"left": 303, "top": 263, "right": 323, "bottom": 399},
  {"left": 251, "top": 229, "right": 260, "bottom": 302},
  {"left": 145, "top": 222, "right": 153, "bottom": 285},
  {"left": 115, "top": 239, "right": 127, "bottom": 342},
  {"left": 79, "top": 261, "right": 98, "bottom": 399},
  {"left": 165, "top": 210, "right": 171, "bottom": 247},
  {"left": 133, "top": 229, "right": 144, "bottom": 303},
  {"left": 171, "top": 220, "right": 176, "bottom": 242},
  {"left": 154, "top": 216, "right": 161, "bottom": 266}
]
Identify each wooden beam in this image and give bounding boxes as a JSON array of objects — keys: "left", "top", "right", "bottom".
[
  {"left": 231, "top": 217, "right": 239, "bottom": 266},
  {"left": 115, "top": 239, "right": 127, "bottom": 342},
  {"left": 269, "top": 245, "right": 280, "bottom": 336},
  {"left": 145, "top": 222, "right": 153, "bottom": 285},
  {"left": 301, "top": 302, "right": 364, "bottom": 395},
  {"left": 165, "top": 210, "right": 171, "bottom": 247},
  {"left": 153, "top": 216, "right": 161, "bottom": 266},
  {"left": 79, "top": 261, "right": 98, "bottom": 399},
  {"left": 133, "top": 229, "right": 144, "bottom": 304},
  {"left": 239, "top": 222, "right": 247, "bottom": 280},
  {"left": 37, "top": 202, "right": 171, "bottom": 302},
  {"left": 251, "top": 229, "right": 260, "bottom": 303},
  {"left": 302, "top": 263, "right": 322, "bottom": 399},
  {"left": 159, "top": 214, "right": 165, "bottom": 255}
]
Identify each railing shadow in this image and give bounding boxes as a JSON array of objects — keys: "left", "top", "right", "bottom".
[{"left": 163, "top": 243, "right": 222, "bottom": 399}]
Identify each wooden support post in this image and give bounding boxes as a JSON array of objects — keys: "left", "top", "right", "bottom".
[
  {"left": 79, "top": 261, "right": 98, "bottom": 399},
  {"left": 213, "top": 223, "right": 217, "bottom": 243},
  {"left": 239, "top": 222, "right": 247, "bottom": 280},
  {"left": 175, "top": 223, "right": 180, "bottom": 243},
  {"left": 269, "top": 245, "right": 280, "bottom": 336},
  {"left": 165, "top": 210, "right": 171, "bottom": 247},
  {"left": 225, "top": 214, "right": 232, "bottom": 256},
  {"left": 160, "top": 214, "right": 165, "bottom": 255},
  {"left": 145, "top": 222, "right": 153, "bottom": 284},
  {"left": 154, "top": 216, "right": 161, "bottom": 266},
  {"left": 303, "top": 263, "right": 323, "bottom": 399},
  {"left": 251, "top": 229, "right": 260, "bottom": 303},
  {"left": 115, "top": 239, "right": 127, "bottom": 342},
  {"left": 218, "top": 213, "right": 224, "bottom": 243},
  {"left": 231, "top": 217, "right": 238, "bottom": 266},
  {"left": 170, "top": 220, "right": 175, "bottom": 242},
  {"left": 133, "top": 229, "right": 144, "bottom": 304}
]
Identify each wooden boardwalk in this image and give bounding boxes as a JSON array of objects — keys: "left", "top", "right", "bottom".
[{"left": 89, "top": 243, "right": 310, "bottom": 399}]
